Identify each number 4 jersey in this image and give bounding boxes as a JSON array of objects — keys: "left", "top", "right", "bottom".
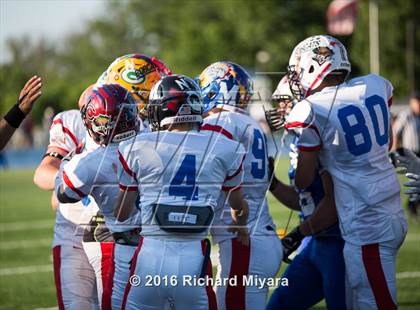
[
  {"left": 118, "top": 129, "right": 246, "bottom": 240},
  {"left": 285, "top": 74, "right": 406, "bottom": 245}
]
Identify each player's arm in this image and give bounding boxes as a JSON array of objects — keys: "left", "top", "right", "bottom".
[
  {"left": 114, "top": 189, "right": 138, "bottom": 222},
  {"left": 226, "top": 188, "right": 249, "bottom": 246},
  {"left": 115, "top": 146, "right": 139, "bottom": 221},
  {"left": 55, "top": 185, "right": 80, "bottom": 204},
  {"left": 0, "top": 76, "right": 42, "bottom": 151},
  {"left": 295, "top": 150, "right": 319, "bottom": 189},
  {"left": 281, "top": 170, "right": 337, "bottom": 263},
  {"left": 298, "top": 170, "right": 337, "bottom": 235},
  {"left": 33, "top": 148, "right": 67, "bottom": 190},
  {"left": 54, "top": 154, "right": 89, "bottom": 204},
  {"left": 284, "top": 101, "right": 321, "bottom": 190},
  {"left": 269, "top": 158, "right": 300, "bottom": 210},
  {"left": 223, "top": 142, "right": 249, "bottom": 245}
]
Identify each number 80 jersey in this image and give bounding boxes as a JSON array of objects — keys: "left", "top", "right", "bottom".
[{"left": 285, "top": 74, "right": 403, "bottom": 245}]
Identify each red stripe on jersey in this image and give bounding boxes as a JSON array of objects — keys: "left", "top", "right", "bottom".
[
  {"left": 52, "top": 246, "right": 65, "bottom": 310},
  {"left": 305, "top": 63, "right": 332, "bottom": 98},
  {"left": 52, "top": 119, "right": 79, "bottom": 146},
  {"left": 225, "top": 155, "right": 245, "bottom": 181},
  {"left": 226, "top": 238, "right": 251, "bottom": 310},
  {"left": 101, "top": 242, "right": 115, "bottom": 310},
  {"left": 284, "top": 121, "right": 321, "bottom": 138},
  {"left": 201, "top": 240, "right": 217, "bottom": 310},
  {"left": 119, "top": 184, "right": 138, "bottom": 192},
  {"left": 121, "top": 237, "right": 144, "bottom": 310},
  {"left": 62, "top": 170, "right": 86, "bottom": 198},
  {"left": 118, "top": 150, "right": 137, "bottom": 179},
  {"left": 362, "top": 244, "right": 397, "bottom": 310},
  {"left": 298, "top": 145, "right": 322, "bottom": 152},
  {"left": 222, "top": 185, "right": 242, "bottom": 192},
  {"left": 201, "top": 124, "right": 234, "bottom": 140}
]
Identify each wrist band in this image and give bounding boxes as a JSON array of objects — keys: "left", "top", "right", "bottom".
[
  {"left": 3, "top": 102, "right": 26, "bottom": 128},
  {"left": 43, "top": 152, "right": 64, "bottom": 160}
]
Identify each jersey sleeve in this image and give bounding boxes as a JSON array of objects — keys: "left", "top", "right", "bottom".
[
  {"left": 284, "top": 101, "right": 322, "bottom": 151},
  {"left": 48, "top": 111, "right": 82, "bottom": 155},
  {"left": 59, "top": 153, "right": 91, "bottom": 200},
  {"left": 118, "top": 141, "right": 138, "bottom": 192},
  {"left": 222, "top": 142, "right": 246, "bottom": 191},
  {"left": 380, "top": 75, "right": 394, "bottom": 107}
]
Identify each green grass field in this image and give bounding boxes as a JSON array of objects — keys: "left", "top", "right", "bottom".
[{"left": 1, "top": 161, "right": 419, "bottom": 309}]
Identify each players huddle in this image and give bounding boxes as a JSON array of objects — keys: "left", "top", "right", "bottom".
[{"left": 33, "top": 35, "right": 408, "bottom": 310}]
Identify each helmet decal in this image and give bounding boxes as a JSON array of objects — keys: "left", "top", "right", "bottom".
[
  {"left": 100, "top": 54, "right": 171, "bottom": 114},
  {"left": 197, "top": 61, "right": 253, "bottom": 113},
  {"left": 287, "top": 35, "right": 351, "bottom": 101},
  {"left": 148, "top": 75, "right": 203, "bottom": 131},
  {"left": 79, "top": 84, "right": 139, "bottom": 145}
]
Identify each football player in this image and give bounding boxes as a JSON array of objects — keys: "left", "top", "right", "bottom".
[
  {"left": 33, "top": 105, "right": 99, "bottom": 309},
  {"left": 284, "top": 35, "right": 407, "bottom": 309},
  {"left": 197, "top": 61, "right": 282, "bottom": 310},
  {"left": 265, "top": 76, "right": 346, "bottom": 309},
  {"left": 116, "top": 75, "right": 249, "bottom": 310},
  {"left": 61, "top": 54, "right": 170, "bottom": 309},
  {"left": 54, "top": 84, "right": 143, "bottom": 310}
]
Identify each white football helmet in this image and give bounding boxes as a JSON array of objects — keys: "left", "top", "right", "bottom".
[{"left": 287, "top": 35, "right": 351, "bottom": 100}]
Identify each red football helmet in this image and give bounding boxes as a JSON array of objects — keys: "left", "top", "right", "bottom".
[
  {"left": 78, "top": 84, "right": 95, "bottom": 110},
  {"left": 80, "top": 84, "right": 139, "bottom": 145}
]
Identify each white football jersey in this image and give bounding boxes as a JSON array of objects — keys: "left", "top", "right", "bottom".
[
  {"left": 285, "top": 74, "right": 405, "bottom": 245},
  {"left": 202, "top": 105, "right": 276, "bottom": 243},
  {"left": 49, "top": 110, "right": 98, "bottom": 247},
  {"left": 118, "top": 129, "right": 245, "bottom": 240},
  {"left": 60, "top": 142, "right": 141, "bottom": 233}
]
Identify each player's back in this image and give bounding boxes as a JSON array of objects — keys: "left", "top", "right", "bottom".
[
  {"left": 203, "top": 108, "right": 275, "bottom": 242},
  {"left": 292, "top": 74, "right": 404, "bottom": 244},
  {"left": 62, "top": 143, "right": 140, "bottom": 233},
  {"left": 118, "top": 129, "right": 245, "bottom": 240},
  {"left": 309, "top": 74, "right": 398, "bottom": 200}
]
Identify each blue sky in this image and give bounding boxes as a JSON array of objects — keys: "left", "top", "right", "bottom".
[{"left": 0, "top": 0, "right": 105, "bottom": 62}]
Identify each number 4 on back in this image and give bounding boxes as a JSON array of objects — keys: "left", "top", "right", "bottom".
[{"left": 169, "top": 154, "right": 199, "bottom": 200}]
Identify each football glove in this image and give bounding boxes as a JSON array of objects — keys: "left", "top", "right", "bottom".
[
  {"left": 282, "top": 226, "right": 304, "bottom": 263},
  {"left": 265, "top": 108, "right": 285, "bottom": 132},
  {"left": 404, "top": 173, "right": 420, "bottom": 195},
  {"left": 395, "top": 148, "right": 420, "bottom": 175}
]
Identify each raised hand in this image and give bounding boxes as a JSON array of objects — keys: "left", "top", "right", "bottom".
[{"left": 18, "top": 75, "right": 43, "bottom": 115}]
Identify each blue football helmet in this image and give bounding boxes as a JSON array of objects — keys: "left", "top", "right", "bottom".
[{"left": 197, "top": 61, "right": 253, "bottom": 113}]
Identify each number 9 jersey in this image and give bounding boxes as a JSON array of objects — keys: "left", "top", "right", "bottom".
[{"left": 285, "top": 74, "right": 406, "bottom": 245}]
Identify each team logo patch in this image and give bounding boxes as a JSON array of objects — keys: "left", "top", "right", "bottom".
[
  {"left": 312, "top": 46, "right": 334, "bottom": 66},
  {"left": 121, "top": 69, "right": 145, "bottom": 84}
]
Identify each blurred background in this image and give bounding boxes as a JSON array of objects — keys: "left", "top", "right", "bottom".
[
  {"left": 0, "top": 0, "right": 418, "bottom": 165},
  {"left": 0, "top": 0, "right": 419, "bottom": 308}
]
